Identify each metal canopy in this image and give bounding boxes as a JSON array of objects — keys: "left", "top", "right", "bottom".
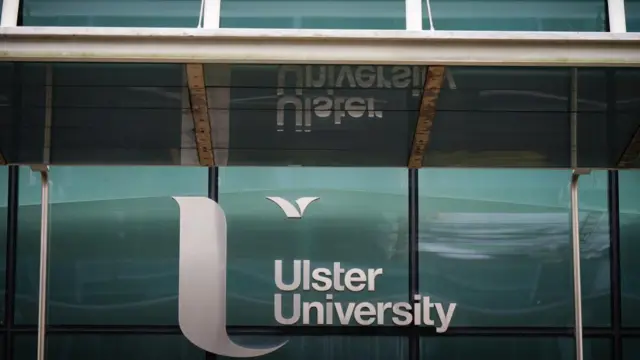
[
  {"left": 2, "top": 27, "right": 640, "bottom": 66},
  {"left": 1, "top": 63, "right": 639, "bottom": 169}
]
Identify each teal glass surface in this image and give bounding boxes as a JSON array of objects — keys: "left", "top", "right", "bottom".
[
  {"left": 418, "top": 169, "right": 610, "bottom": 327},
  {"left": 420, "top": 337, "right": 610, "bottom": 359},
  {"left": 628, "top": 0, "right": 640, "bottom": 32},
  {"left": 220, "top": 0, "right": 406, "bottom": 29},
  {"left": 423, "top": 0, "right": 606, "bottom": 31},
  {"left": 7, "top": 64, "right": 640, "bottom": 168},
  {"left": 15, "top": 166, "right": 208, "bottom": 325},
  {"left": 620, "top": 170, "right": 640, "bottom": 326},
  {"left": 624, "top": 338, "right": 640, "bottom": 359},
  {"left": 218, "top": 336, "right": 407, "bottom": 360},
  {"left": 219, "top": 167, "right": 409, "bottom": 326},
  {"left": 13, "top": 334, "right": 204, "bottom": 360},
  {"left": 22, "top": 0, "right": 201, "bottom": 26}
]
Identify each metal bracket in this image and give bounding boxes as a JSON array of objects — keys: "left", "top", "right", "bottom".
[
  {"left": 573, "top": 168, "right": 592, "bottom": 175},
  {"left": 30, "top": 165, "right": 49, "bottom": 173}
]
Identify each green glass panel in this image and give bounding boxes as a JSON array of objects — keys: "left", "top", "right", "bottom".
[
  {"left": 427, "top": 67, "right": 640, "bottom": 168},
  {"left": 620, "top": 170, "right": 640, "bottom": 326},
  {"left": 418, "top": 169, "right": 610, "bottom": 327},
  {"left": 220, "top": 0, "right": 406, "bottom": 29},
  {"left": 0, "top": 166, "right": 7, "bottom": 325},
  {"left": 219, "top": 167, "right": 409, "bottom": 326},
  {"left": 421, "top": 337, "right": 610, "bottom": 360},
  {"left": 218, "top": 336, "right": 407, "bottom": 360},
  {"left": 219, "top": 64, "right": 421, "bottom": 166},
  {"left": 624, "top": 338, "right": 640, "bottom": 359},
  {"left": 15, "top": 166, "right": 208, "bottom": 325},
  {"left": 13, "top": 334, "right": 204, "bottom": 360},
  {"left": 628, "top": 0, "right": 640, "bottom": 32},
  {"left": 20, "top": 63, "right": 185, "bottom": 165},
  {"left": 423, "top": 0, "right": 606, "bottom": 31},
  {"left": 8, "top": 63, "right": 640, "bottom": 168},
  {"left": 22, "top": 0, "right": 201, "bottom": 27}
]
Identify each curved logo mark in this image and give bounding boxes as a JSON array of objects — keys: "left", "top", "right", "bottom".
[
  {"left": 266, "top": 197, "right": 319, "bottom": 219},
  {"left": 173, "top": 197, "right": 287, "bottom": 358}
]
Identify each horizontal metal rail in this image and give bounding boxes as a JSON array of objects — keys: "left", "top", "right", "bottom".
[{"left": 2, "top": 27, "right": 640, "bottom": 66}]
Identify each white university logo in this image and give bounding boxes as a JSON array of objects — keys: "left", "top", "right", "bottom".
[
  {"left": 265, "top": 196, "right": 319, "bottom": 218},
  {"left": 173, "top": 196, "right": 456, "bottom": 359}
]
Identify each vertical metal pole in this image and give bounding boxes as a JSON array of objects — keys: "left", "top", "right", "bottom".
[
  {"left": 570, "top": 68, "right": 578, "bottom": 169},
  {"left": 4, "top": 166, "right": 19, "bottom": 360},
  {"left": 405, "top": 0, "right": 422, "bottom": 30},
  {"left": 0, "top": 0, "right": 19, "bottom": 26},
  {"left": 569, "top": 66, "right": 586, "bottom": 360},
  {"left": 408, "top": 169, "right": 419, "bottom": 360},
  {"left": 43, "top": 65, "right": 53, "bottom": 164},
  {"left": 32, "top": 165, "right": 50, "bottom": 360},
  {"left": 608, "top": 171, "right": 622, "bottom": 360},
  {"left": 570, "top": 171, "right": 584, "bottom": 360},
  {"left": 607, "top": 0, "right": 627, "bottom": 33},
  {"left": 203, "top": 0, "right": 221, "bottom": 28}
]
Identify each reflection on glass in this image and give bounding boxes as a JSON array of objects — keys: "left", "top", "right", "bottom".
[
  {"left": 219, "top": 167, "right": 409, "bottom": 326},
  {"left": 27, "top": 64, "right": 185, "bottom": 165},
  {"left": 221, "top": 64, "right": 422, "bottom": 166},
  {"left": 429, "top": 67, "right": 640, "bottom": 168},
  {"left": 218, "top": 336, "right": 407, "bottom": 360},
  {"left": 418, "top": 169, "right": 610, "bottom": 327},
  {"left": 220, "top": 0, "right": 406, "bottom": 29},
  {"left": 0, "top": 167, "right": 7, "bottom": 322},
  {"left": 15, "top": 166, "right": 208, "bottom": 325},
  {"left": 13, "top": 334, "right": 204, "bottom": 360},
  {"left": 423, "top": 0, "right": 606, "bottom": 31},
  {"left": 421, "top": 337, "right": 610, "bottom": 360},
  {"left": 22, "top": 0, "right": 201, "bottom": 27},
  {"left": 620, "top": 170, "right": 640, "bottom": 326}
]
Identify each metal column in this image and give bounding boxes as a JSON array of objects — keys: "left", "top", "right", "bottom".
[
  {"left": 203, "top": 0, "right": 221, "bottom": 28},
  {"left": 31, "top": 165, "right": 50, "bottom": 360},
  {"left": 569, "top": 66, "right": 587, "bottom": 360},
  {"left": 607, "top": 0, "right": 627, "bottom": 33},
  {"left": 0, "top": 0, "right": 19, "bottom": 27},
  {"left": 570, "top": 171, "right": 585, "bottom": 360}
]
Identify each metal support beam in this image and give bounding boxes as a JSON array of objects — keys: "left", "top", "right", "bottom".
[
  {"left": 607, "top": 0, "right": 627, "bottom": 33},
  {"left": 203, "top": 0, "right": 221, "bottom": 28},
  {"left": 0, "top": 0, "right": 19, "bottom": 27},
  {"left": 570, "top": 170, "right": 587, "bottom": 360},
  {"left": 31, "top": 164, "right": 50, "bottom": 360},
  {"left": 186, "top": 63, "right": 215, "bottom": 166},
  {"left": 2, "top": 27, "right": 640, "bottom": 66},
  {"left": 617, "top": 126, "right": 640, "bottom": 168},
  {"left": 408, "top": 65, "right": 445, "bottom": 168},
  {"left": 405, "top": 0, "right": 422, "bottom": 30}
]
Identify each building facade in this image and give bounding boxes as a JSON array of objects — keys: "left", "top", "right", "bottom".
[
  {"left": 1, "top": 0, "right": 640, "bottom": 359},
  {"left": 0, "top": 167, "right": 638, "bottom": 359}
]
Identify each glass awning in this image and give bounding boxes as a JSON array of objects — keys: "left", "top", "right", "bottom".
[{"left": 0, "top": 63, "right": 638, "bottom": 168}]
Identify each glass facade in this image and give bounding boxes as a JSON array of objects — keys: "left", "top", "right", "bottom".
[
  {"left": 1, "top": 0, "right": 640, "bottom": 358},
  {"left": 422, "top": 0, "right": 607, "bottom": 31},
  {"left": 16, "top": 0, "right": 613, "bottom": 30},
  {"left": 0, "top": 166, "right": 638, "bottom": 359},
  {"left": 2, "top": 63, "right": 639, "bottom": 169}
]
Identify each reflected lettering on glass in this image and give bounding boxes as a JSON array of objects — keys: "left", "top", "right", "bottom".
[{"left": 275, "top": 65, "right": 425, "bottom": 132}]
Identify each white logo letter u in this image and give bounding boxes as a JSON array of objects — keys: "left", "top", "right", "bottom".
[{"left": 173, "top": 197, "right": 287, "bottom": 358}]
